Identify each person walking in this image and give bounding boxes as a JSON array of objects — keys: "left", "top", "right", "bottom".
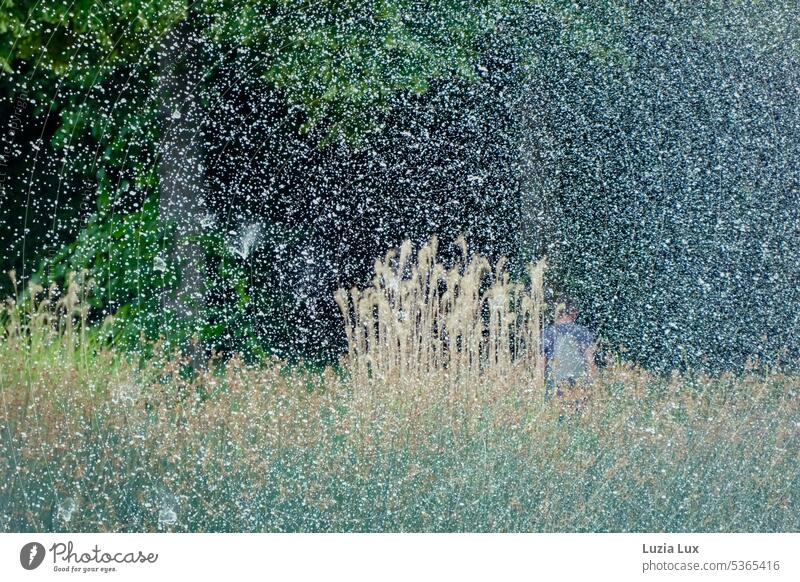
[{"left": 543, "top": 296, "right": 596, "bottom": 402}]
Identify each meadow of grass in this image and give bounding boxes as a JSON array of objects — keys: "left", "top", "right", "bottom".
[{"left": 1, "top": 244, "right": 799, "bottom": 532}]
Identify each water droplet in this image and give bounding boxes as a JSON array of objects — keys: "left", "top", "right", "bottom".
[{"left": 56, "top": 497, "right": 77, "bottom": 523}]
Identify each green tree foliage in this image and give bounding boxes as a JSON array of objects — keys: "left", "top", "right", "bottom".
[
  {"left": 0, "top": 0, "right": 183, "bottom": 74},
  {"left": 202, "top": 0, "right": 513, "bottom": 140},
  {"left": 1, "top": 0, "right": 539, "bottom": 357}
]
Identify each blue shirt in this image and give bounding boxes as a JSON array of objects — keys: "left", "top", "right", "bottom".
[{"left": 543, "top": 323, "right": 594, "bottom": 361}]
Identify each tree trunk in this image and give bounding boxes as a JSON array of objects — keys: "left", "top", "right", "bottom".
[{"left": 157, "top": 18, "right": 207, "bottom": 367}]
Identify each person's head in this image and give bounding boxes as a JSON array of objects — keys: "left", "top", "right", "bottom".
[{"left": 554, "top": 296, "right": 579, "bottom": 323}]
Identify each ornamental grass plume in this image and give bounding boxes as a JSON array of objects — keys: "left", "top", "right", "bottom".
[{"left": 335, "top": 236, "right": 547, "bottom": 433}]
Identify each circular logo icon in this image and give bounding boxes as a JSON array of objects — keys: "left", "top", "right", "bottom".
[{"left": 20, "top": 542, "right": 46, "bottom": 570}]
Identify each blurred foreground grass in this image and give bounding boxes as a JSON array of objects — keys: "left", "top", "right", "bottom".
[{"left": 1, "top": 265, "right": 799, "bottom": 532}]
